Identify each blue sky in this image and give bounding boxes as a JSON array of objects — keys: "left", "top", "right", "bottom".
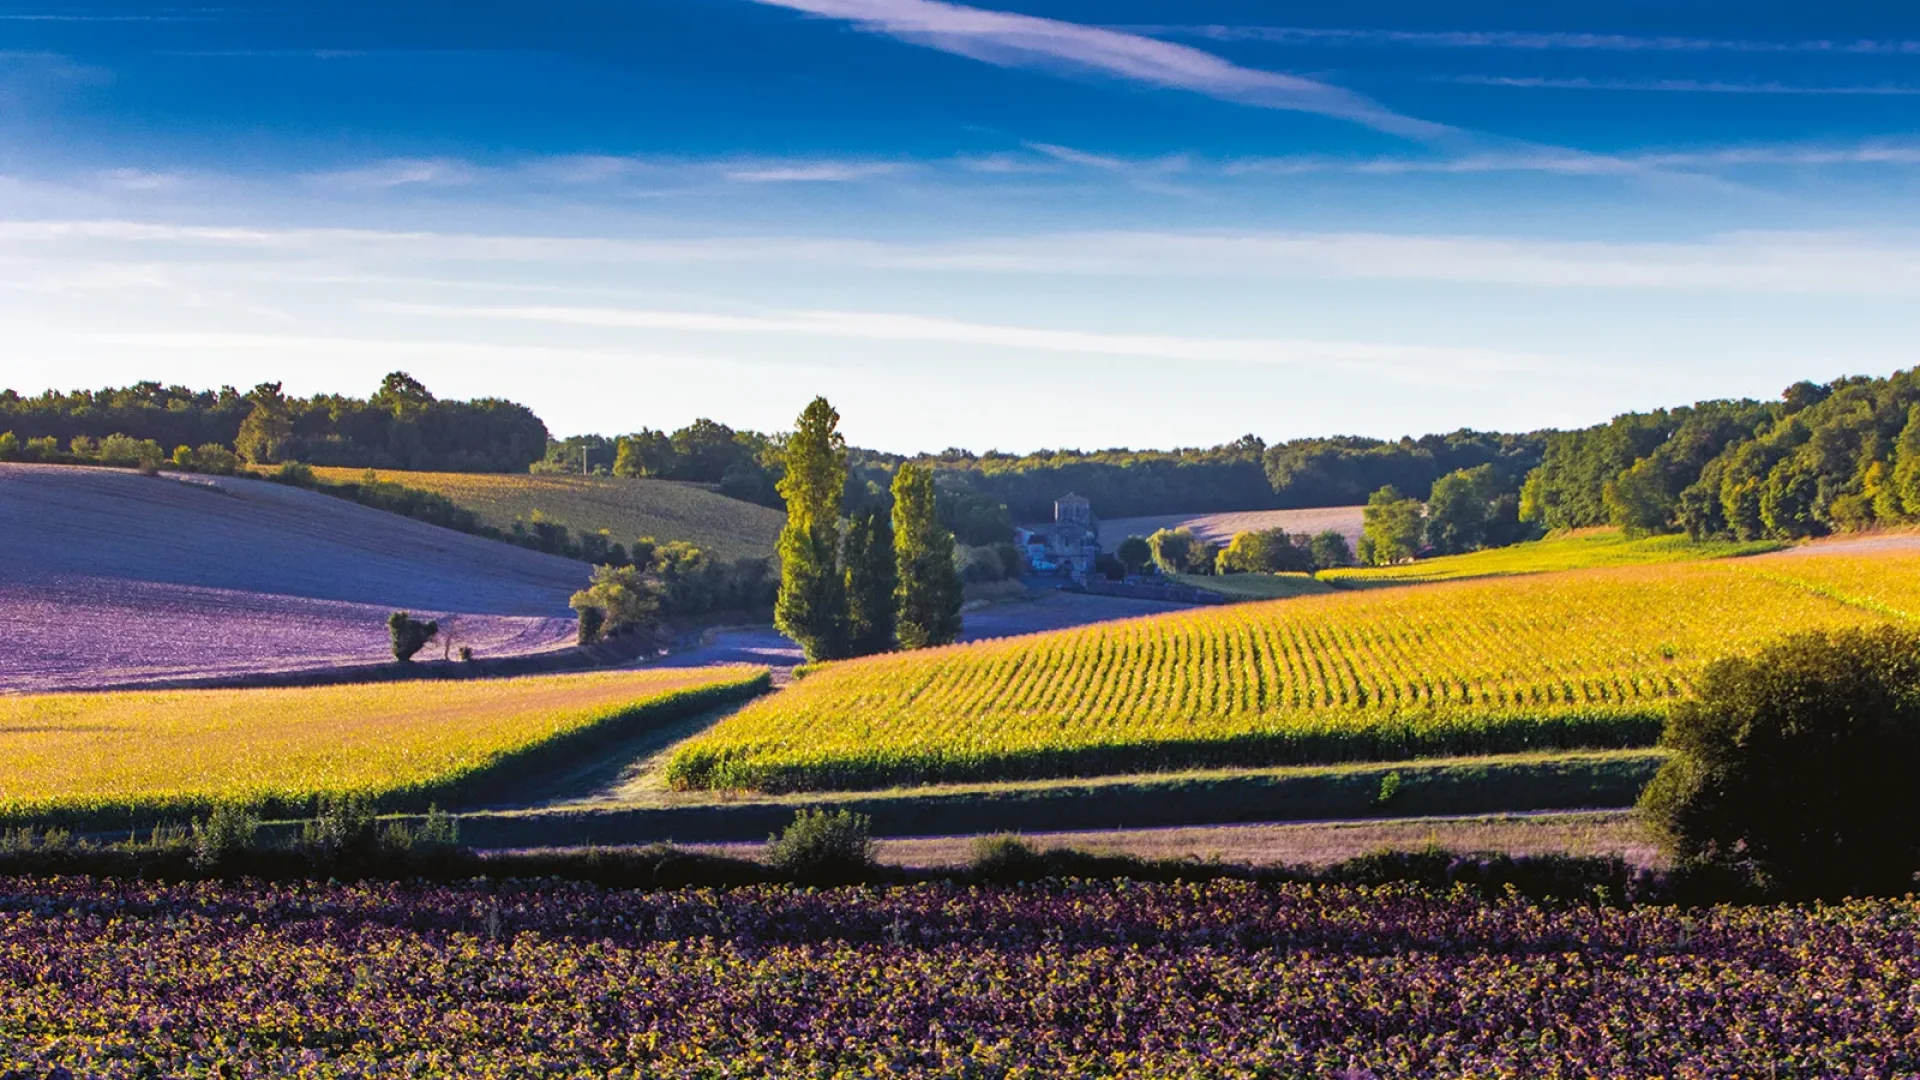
[{"left": 4, "top": 1, "right": 1919, "bottom": 452}]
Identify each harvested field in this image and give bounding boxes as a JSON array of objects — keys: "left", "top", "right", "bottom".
[
  {"left": 0, "top": 666, "right": 768, "bottom": 828},
  {"left": 0, "top": 463, "right": 586, "bottom": 691},
  {"left": 308, "top": 467, "right": 785, "bottom": 561},
  {"left": 1095, "top": 505, "right": 1362, "bottom": 549}
]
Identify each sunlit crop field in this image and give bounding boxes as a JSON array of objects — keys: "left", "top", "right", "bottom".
[
  {"left": 306, "top": 467, "right": 785, "bottom": 561},
  {"left": 0, "top": 667, "right": 767, "bottom": 826},
  {"left": 670, "top": 552, "right": 1920, "bottom": 791},
  {"left": 1320, "top": 528, "right": 1784, "bottom": 585},
  {"left": 6, "top": 876, "right": 1917, "bottom": 1077}
]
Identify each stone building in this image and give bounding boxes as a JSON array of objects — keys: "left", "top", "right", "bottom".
[{"left": 1017, "top": 493, "right": 1101, "bottom": 583}]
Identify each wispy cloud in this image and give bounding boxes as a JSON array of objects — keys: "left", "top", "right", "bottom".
[
  {"left": 745, "top": 0, "right": 1450, "bottom": 139},
  {"left": 1132, "top": 25, "right": 1920, "bottom": 55},
  {"left": 723, "top": 160, "right": 909, "bottom": 182},
  {"left": 1446, "top": 75, "right": 1920, "bottom": 95},
  {"left": 306, "top": 158, "right": 480, "bottom": 190},
  {"left": 377, "top": 300, "right": 1549, "bottom": 381},
  {"left": 1223, "top": 141, "right": 1920, "bottom": 177},
  {"left": 14, "top": 218, "right": 1920, "bottom": 296}
]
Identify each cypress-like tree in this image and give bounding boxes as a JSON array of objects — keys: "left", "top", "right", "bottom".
[
  {"left": 892, "top": 463, "right": 963, "bottom": 649},
  {"left": 842, "top": 507, "right": 897, "bottom": 657},
  {"left": 774, "top": 397, "right": 850, "bottom": 661}
]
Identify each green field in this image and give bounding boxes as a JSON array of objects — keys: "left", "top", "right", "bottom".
[
  {"left": 668, "top": 550, "right": 1918, "bottom": 792},
  {"left": 0, "top": 667, "right": 769, "bottom": 829},
  {"left": 1321, "top": 528, "right": 1785, "bottom": 586},
  {"left": 307, "top": 468, "right": 784, "bottom": 561},
  {"left": 1172, "top": 572, "right": 1336, "bottom": 601}
]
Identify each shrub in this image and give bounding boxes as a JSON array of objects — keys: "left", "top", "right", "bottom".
[
  {"left": 25, "top": 436, "right": 59, "bottom": 461},
  {"left": 764, "top": 808, "right": 876, "bottom": 881},
  {"left": 300, "top": 794, "right": 379, "bottom": 859},
  {"left": 1638, "top": 626, "right": 1920, "bottom": 898},
  {"left": 272, "top": 460, "right": 317, "bottom": 487},
  {"left": 172, "top": 445, "right": 196, "bottom": 470},
  {"left": 968, "top": 834, "right": 1046, "bottom": 879},
  {"left": 575, "top": 605, "right": 605, "bottom": 645},
  {"left": 191, "top": 803, "right": 261, "bottom": 867},
  {"left": 387, "top": 611, "right": 439, "bottom": 662},
  {"left": 194, "top": 443, "right": 241, "bottom": 475},
  {"left": 0, "top": 431, "right": 17, "bottom": 461}
]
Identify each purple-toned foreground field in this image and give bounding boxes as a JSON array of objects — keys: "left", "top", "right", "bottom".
[{"left": 0, "top": 464, "right": 583, "bottom": 692}]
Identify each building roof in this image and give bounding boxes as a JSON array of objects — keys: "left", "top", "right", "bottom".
[{"left": 1056, "top": 492, "right": 1090, "bottom": 506}]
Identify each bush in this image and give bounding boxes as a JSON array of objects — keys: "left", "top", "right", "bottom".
[
  {"left": 191, "top": 803, "right": 261, "bottom": 867},
  {"left": 576, "top": 605, "right": 605, "bottom": 645},
  {"left": 194, "top": 443, "right": 241, "bottom": 475},
  {"left": 0, "top": 431, "right": 17, "bottom": 461},
  {"left": 300, "top": 794, "right": 379, "bottom": 859},
  {"left": 272, "top": 460, "right": 317, "bottom": 487},
  {"left": 1638, "top": 626, "right": 1920, "bottom": 898},
  {"left": 764, "top": 808, "right": 876, "bottom": 882},
  {"left": 387, "top": 611, "right": 439, "bottom": 662}
]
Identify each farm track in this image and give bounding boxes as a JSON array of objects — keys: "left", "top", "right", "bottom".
[{"left": 434, "top": 749, "right": 1665, "bottom": 849}]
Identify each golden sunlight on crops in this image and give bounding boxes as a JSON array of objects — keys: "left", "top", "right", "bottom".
[
  {"left": 669, "top": 552, "right": 1920, "bottom": 791},
  {"left": 1, "top": 667, "right": 766, "bottom": 823}
]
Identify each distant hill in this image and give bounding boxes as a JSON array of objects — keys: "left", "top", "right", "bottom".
[
  {"left": 1095, "top": 506, "right": 1363, "bottom": 550},
  {"left": 309, "top": 468, "right": 785, "bottom": 562},
  {"left": 0, "top": 464, "right": 584, "bottom": 692}
]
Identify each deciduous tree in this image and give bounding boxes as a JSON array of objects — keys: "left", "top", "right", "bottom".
[
  {"left": 892, "top": 463, "right": 962, "bottom": 649},
  {"left": 775, "top": 397, "right": 850, "bottom": 661}
]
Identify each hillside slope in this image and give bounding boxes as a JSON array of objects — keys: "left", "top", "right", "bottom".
[
  {"left": 310, "top": 468, "right": 784, "bottom": 561},
  {"left": 0, "top": 464, "right": 586, "bottom": 692},
  {"left": 670, "top": 548, "right": 1920, "bottom": 791}
]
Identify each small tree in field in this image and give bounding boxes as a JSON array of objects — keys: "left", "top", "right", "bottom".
[
  {"left": 1639, "top": 626, "right": 1920, "bottom": 898},
  {"left": 387, "top": 611, "right": 438, "bottom": 663}
]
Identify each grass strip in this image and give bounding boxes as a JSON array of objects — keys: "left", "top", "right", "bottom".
[{"left": 456, "top": 749, "right": 1666, "bottom": 849}]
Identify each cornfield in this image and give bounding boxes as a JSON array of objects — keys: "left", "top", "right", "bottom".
[
  {"left": 670, "top": 551, "right": 1920, "bottom": 791},
  {"left": 1, "top": 666, "right": 767, "bottom": 828}
]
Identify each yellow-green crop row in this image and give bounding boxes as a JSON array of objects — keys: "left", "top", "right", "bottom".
[
  {"left": 668, "top": 551, "right": 1920, "bottom": 792},
  {"left": 1, "top": 666, "right": 768, "bottom": 829},
  {"left": 1320, "top": 529, "right": 1785, "bottom": 586},
  {"left": 305, "top": 467, "right": 785, "bottom": 561}
]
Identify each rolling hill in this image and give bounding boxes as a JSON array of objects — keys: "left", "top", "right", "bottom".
[
  {"left": 308, "top": 468, "right": 785, "bottom": 561},
  {"left": 668, "top": 547, "right": 1920, "bottom": 791},
  {"left": 0, "top": 463, "right": 590, "bottom": 692}
]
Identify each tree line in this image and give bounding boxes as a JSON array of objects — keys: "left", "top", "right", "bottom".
[
  {"left": 1, "top": 373, "right": 548, "bottom": 473},
  {"left": 1518, "top": 369, "right": 1920, "bottom": 541}
]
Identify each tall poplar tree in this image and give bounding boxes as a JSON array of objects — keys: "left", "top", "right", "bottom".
[
  {"left": 774, "top": 397, "right": 849, "bottom": 661},
  {"left": 892, "top": 463, "right": 963, "bottom": 649},
  {"left": 842, "top": 507, "right": 897, "bottom": 657}
]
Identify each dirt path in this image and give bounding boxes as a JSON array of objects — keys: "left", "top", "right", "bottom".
[
  {"left": 630, "top": 810, "right": 1657, "bottom": 870},
  {"left": 1760, "top": 531, "right": 1920, "bottom": 558}
]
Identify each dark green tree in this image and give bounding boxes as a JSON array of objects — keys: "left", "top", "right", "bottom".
[
  {"left": 386, "top": 611, "right": 438, "bottom": 662},
  {"left": 1308, "top": 529, "right": 1353, "bottom": 570},
  {"left": 1424, "top": 464, "right": 1497, "bottom": 555},
  {"left": 1115, "top": 535, "right": 1153, "bottom": 575},
  {"left": 1639, "top": 626, "right": 1920, "bottom": 899},
  {"left": 775, "top": 398, "right": 850, "bottom": 661},
  {"left": 892, "top": 463, "right": 962, "bottom": 649},
  {"left": 842, "top": 507, "right": 897, "bottom": 657}
]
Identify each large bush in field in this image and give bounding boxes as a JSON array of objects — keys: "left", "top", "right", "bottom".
[{"left": 1639, "top": 626, "right": 1920, "bottom": 898}]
